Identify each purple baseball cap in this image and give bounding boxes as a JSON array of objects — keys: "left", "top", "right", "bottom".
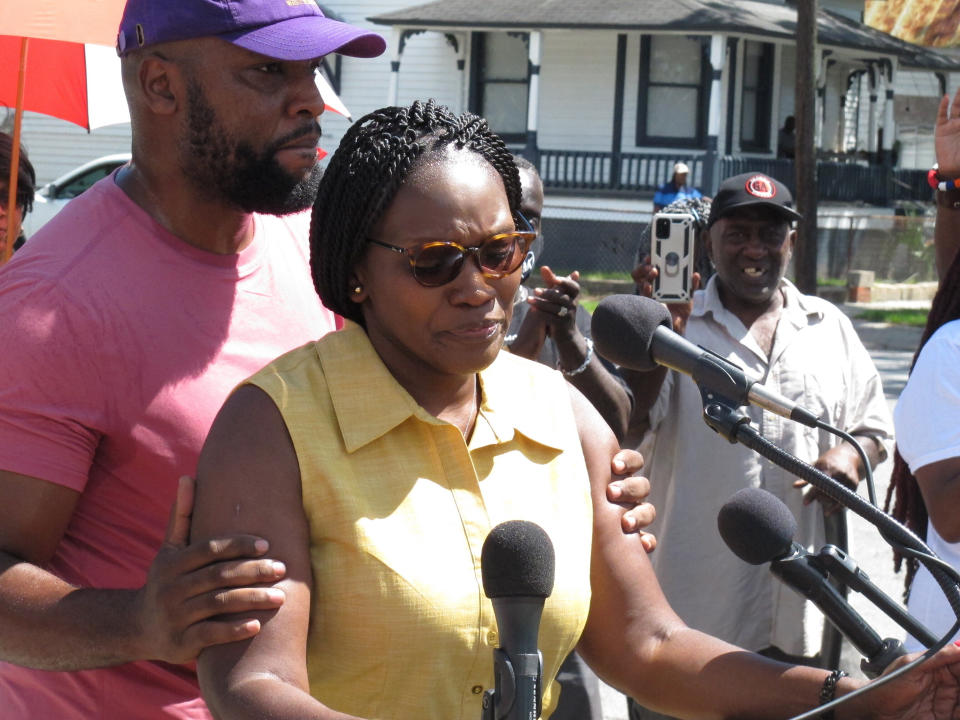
[{"left": 116, "top": 0, "right": 386, "bottom": 60}]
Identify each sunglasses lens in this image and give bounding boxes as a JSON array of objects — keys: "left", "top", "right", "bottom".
[
  {"left": 412, "top": 245, "right": 465, "bottom": 286},
  {"left": 478, "top": 235, "right": 523, "bottom": 274}
]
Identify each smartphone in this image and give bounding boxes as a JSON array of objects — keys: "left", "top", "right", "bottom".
[{"left": 651, "top": 212, "right": 695, "bottom": 303}]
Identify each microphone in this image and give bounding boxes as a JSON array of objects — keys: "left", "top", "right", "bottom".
[
  {"left": 591, "top": 294, "right": 820, "bottom": 427},
  {"left": 717, "top": 487, "right": 906, "bottom": 677},
  {"left": 480, "top": 520, "right": 555, "bottom": 720}
]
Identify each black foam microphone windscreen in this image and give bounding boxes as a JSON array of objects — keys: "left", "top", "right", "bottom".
[
  {"left": 717, "top": 487, "right": 798, "bottom": 565},
  {"left": 591, "top": 294, "right": 671, "bottom": 372},
  {"left": 481, "top": 520, "right": 555, "bottom": 599}
]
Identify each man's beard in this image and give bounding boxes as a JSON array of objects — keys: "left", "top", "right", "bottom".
[{"left": 180, "top": 82, "right": 323, "bottom": 215}]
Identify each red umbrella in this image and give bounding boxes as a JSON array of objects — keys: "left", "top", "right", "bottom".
[
  {"left": 0, "top": 1, "right": 127, "bottom": 262},
  {"left": 0, "top": 36, "right": 129, "bottom": 132}
]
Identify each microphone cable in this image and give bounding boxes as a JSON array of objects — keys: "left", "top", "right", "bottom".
[{"left": 813, "top": 419, "right": 878, "bottom": 508}]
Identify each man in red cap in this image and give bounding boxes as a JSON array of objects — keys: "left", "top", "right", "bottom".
[
  {"left": 0, "top": 2, "right": 385, "bottom": 717},
  {"left": 625, "top": 171, "right": 892, "bottom": 720}
]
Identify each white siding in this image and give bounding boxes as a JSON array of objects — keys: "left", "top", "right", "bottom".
[
  {"left": 320, "top": 0, "right": 462, "bottom": 157},
  {"left": 536, "top": 31, "right": 617, "bottom": 152}
]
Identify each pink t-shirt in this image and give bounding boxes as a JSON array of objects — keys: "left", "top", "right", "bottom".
[{"left": 0, "top": 174, "right": 337, "bottom": 718}]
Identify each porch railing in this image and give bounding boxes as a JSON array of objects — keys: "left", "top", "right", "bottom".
[{"left": 536, "top": 149, "right": 932, "bottom": 205}]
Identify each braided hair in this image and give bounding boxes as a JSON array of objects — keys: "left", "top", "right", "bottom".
[
  {"left": 885, "top": 247, "right": 960, "bottom": 598},
  {"left": 311, "top": 99, "right": 524, "bottom": 326}
]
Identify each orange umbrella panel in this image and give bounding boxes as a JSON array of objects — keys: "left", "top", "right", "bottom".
[{"left": 0, "top": 0, "right": 127, "bottom": 47}]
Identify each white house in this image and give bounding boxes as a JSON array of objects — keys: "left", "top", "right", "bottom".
[{"left": 10, "top": 0, "right": 959, "bottom": 277}]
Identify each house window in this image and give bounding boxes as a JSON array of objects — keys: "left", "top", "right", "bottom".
[
  {"left": 470, "top": 32, "right": 529, "bottom": 142},
  {"left": 740, "top": 41, "right": 774, "bottom": 151},
  {"left": 636, "top": 35, "right": 708, "bottom": 147}
]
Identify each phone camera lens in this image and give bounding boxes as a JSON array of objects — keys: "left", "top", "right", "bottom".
[{"left": 655, "top": 218, "right": 671, "bottom": 239}]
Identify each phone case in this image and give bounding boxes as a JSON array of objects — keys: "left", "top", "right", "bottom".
[{"left": 651, "top": 212, "right": 695, "bottom": 303}]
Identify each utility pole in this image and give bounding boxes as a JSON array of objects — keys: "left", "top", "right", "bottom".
[{"left": 794, "top": 0, "right": 818, "bottom": 294}]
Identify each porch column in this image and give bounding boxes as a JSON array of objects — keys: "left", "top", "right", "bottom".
[
  {"left": 387, "top": 27, "right": 402, "bottom": 106},
  {"left": 610, "top": 34, "right": 627, "bottom": 188},
  {"left": 523, "top": 30, "right": 542, "bottom": 166},
  {"left": 867, "top": 63, "right": 878, "bottom": 160},
  {"left": 703, "top": 34, "right": 725, "bottom": 195},
  {"left": 455, "top": 34, "right": 467, "bottom": 113},
  {"left": 882, "top": 59, "right": 897, "bottom": 168},
  {"left": 815, "top": 52, "right": 828, "bottom": 150}
]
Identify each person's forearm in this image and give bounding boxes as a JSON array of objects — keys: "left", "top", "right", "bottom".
[
  {"left": 851, "top": 435, "right": 883, "bottom": 474},
  {"left": 618, "top": 625, "right": 861, "bottom": 720},
  {"left": 202, "top": 674, "right": 363, "bottom": 720},
  {"left": 554, "top": 334, "right": 631, "bottom": 440},
  {"left": 619, "top": 366, "right": 668, "bottom": 446},
  {"left": 0, "top": 552, "right": 142, "bottom": 670},
  {"left": 935, "top": 202, "right": 960, "bottom": 280}
]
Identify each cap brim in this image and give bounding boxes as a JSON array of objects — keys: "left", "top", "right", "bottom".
[
  {"left": 710, "top": 200, "right": 802, "bottom": 226},
  {"left": 225, "top": 16, "right": 386, "bottom": 61}
]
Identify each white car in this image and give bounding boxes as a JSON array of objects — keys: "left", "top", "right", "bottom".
[{"left": 22, "top": 153, "right": 131, "bottom": 239}]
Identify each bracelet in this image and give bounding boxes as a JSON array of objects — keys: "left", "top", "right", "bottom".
[
  {"left": 818, "top": 669, "right": 848, "bottom": 720},
  {"left": 928, "top": 162, "right": 960, "bottom": 192},
  {"left": 559, "top": 337, "right": 594, "bottom": 377}
]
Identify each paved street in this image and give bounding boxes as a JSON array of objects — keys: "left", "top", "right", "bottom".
[{"left": 596, "top": 302, "right": 927, "bottom": 720}]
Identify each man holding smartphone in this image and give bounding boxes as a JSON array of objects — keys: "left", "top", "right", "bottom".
[{"left": 622, "top": 172, "right": 892, "bottom": 720}]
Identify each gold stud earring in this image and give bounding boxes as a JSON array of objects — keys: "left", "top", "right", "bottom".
[{"left": 352, "top": 285, "right": 363, "bottom": 295}]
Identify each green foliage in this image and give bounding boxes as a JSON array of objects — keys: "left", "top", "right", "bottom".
[{"left": 856, "top": 308, "right": 929, "bottom": 327}]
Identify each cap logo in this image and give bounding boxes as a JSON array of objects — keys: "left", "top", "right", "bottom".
[{"left": 744, "top": 175, "right": 776, "bottom": 199}]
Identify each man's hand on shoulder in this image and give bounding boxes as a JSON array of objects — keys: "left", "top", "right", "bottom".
[
  {"left": 607, "top": 449, "right": 656, "bottom": 552},
  {"left": 131, "top": 476, "right": 287, "bottom": 664}
]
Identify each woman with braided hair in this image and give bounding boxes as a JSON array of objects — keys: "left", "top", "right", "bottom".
[
  {"left": 190, "top": 100, "right": 960, "bottom": 720},
  {"left": 885, "top": 86, "right": 960, "bottom": 651},
  {"left": 886, "top": 247, "right": 960, "bottom": 650}
]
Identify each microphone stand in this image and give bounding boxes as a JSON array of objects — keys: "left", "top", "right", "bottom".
[
  {"left": 815, "top": 545, "right": 938, "bottom": 648},
  {"left": 699, "top": 391, "right": 960, "bottom": 631}
]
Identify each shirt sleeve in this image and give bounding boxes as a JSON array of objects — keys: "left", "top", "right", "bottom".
[
  {"left": 836, "top": 313, "right": 894, "bottom": 462},
  {"left": 894, "top": 326, "right": 960, "bottom": 472},
  {"left": 0, "top": 279, "right": 101, "bottom": 490}
]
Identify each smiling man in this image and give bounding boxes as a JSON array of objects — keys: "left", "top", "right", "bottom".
[
  {"left": 0, "top": 1, "right": 385, "bottom": 718},
  {"left": 622, "top": 171, "right": 893, "bottom": 720}
]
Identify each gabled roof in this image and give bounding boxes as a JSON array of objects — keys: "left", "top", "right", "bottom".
[{"left": 368, "top": 0, "right": 960, "bottom": 72}]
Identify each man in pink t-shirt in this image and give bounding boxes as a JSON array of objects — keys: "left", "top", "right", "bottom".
[{"left": 0, "top": 0, "right": 385, "bottom": 717}]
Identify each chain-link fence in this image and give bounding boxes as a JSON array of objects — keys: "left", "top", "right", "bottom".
[{"left": 537, "top": 203, "right": 938, "bottom": 287}]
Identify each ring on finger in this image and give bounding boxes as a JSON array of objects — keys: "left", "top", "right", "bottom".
[{"left": 557, "top": 306, "right": 569, "bottom": 318}]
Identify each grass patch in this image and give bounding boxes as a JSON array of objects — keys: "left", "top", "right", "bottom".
[
  {"left": 856, "top": 308, "right": 929, "bottom": 327},
  {"left": 552, "top": 269, "right": 630, "bottom": 281},
  {"left": 817, "top": 277, "right": 847, "bottom": 287},
  {"left": 582, "top": 299, "right": 599, "bottom": 314}
]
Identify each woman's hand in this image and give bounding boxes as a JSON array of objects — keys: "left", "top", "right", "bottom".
[
  {"left": 854, "top": 644, "right": 960, "bottom": 720},
  {"left": 529, "top": 266, "right": 581, "bottom": 342}
]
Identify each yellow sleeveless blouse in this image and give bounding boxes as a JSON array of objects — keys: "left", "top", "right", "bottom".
[{"left": 247, "top": 322, "right": 594, "bottom": 720}]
